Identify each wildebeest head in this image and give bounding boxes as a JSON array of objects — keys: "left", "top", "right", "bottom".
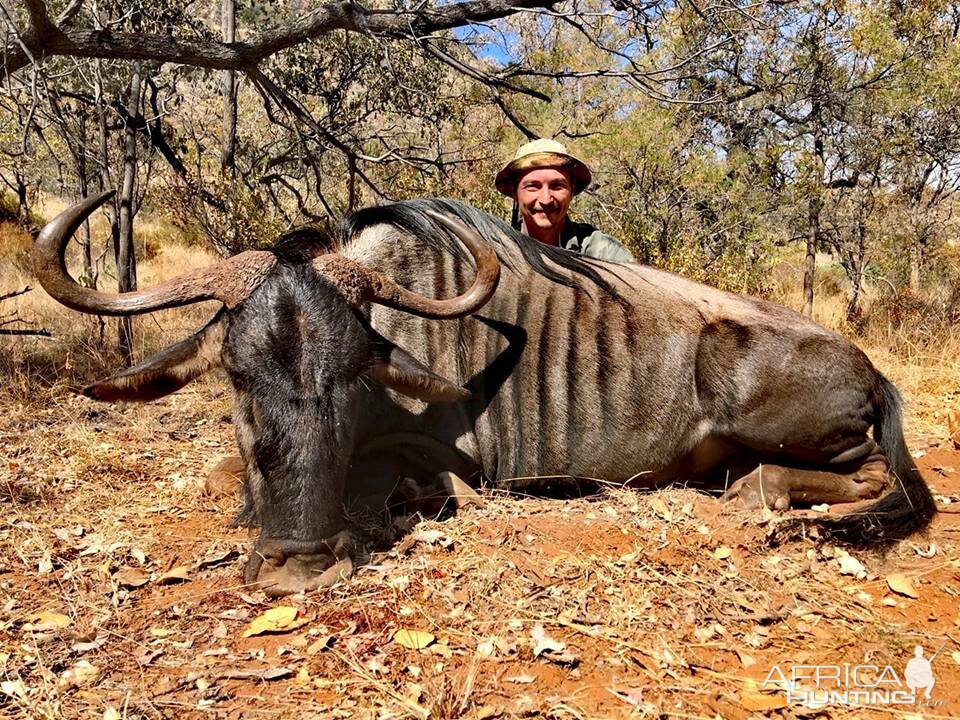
[{"left": 33, "top": 190, "right": 501, "bottom": 595}]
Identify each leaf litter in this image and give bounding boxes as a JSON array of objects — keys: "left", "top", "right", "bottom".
[{"left": 2, "top": 372, "right": 959, "bottom": 717}]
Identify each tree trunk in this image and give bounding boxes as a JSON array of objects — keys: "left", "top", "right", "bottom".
[
  {"left": 221, "top": 0, "right": 239, "bottom": 252},
  {"left": 95, "top": 60, "right": 113, "bottom": 343},
  {"left": 221, "top": 0, "right": 237, "bottom": 173},
  {"left": 116, "top": 64, "right": 143, "bottom": 365},
  {"left": 846, "top": 218, "right": 866, "bottom": 330},
  {"left": 802, "top": 194, "right": 820, "bottom": 317},
  {"left": 14, "top": 171, "right": 29, "bottom": 226},
  {"left": 802, "top": 17, "right": 825, "bottom": 318},
  {"left": 76, "top": 106, "right": 94, "bottom": 284},
  {"left": 909, "top": 240, "right": 922, "bottom": 294},
  {"left": 347, "top": 155, "right": 357, "bottom": 214}
]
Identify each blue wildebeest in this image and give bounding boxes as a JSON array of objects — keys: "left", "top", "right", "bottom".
[{"left": 33, "top": 191, "right": 935, "bottom": 595}]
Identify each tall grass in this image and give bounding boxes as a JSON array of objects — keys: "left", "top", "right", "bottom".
[{"left": 769, "top": 260, "right": 960, "bottom": 437}]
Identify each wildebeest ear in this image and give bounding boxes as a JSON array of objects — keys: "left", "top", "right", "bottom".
[
  {"left": 83, "top": 311, "right": 226, "bottom": 402},
  {"left": 366, "top": 332, "right": 470, "bottom": 403}
]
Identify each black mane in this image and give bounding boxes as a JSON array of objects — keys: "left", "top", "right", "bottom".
[
  {"left": 340, "top": 198, "right": 618, "bottom": 295},
  {"left": 272, "top": 225, "right": 336, "bottom": 263}
]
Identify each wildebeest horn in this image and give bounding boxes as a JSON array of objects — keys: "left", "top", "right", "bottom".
[
  {"left": 32, "top": 190, "right": 278, "bottom": 316},
  {"left": 313, "top": 209, "right": 500, "bottom": 319}
]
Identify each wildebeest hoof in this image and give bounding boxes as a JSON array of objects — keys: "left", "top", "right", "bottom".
[
  {"left": 244, "top": 531, "right": 355, "bottom": 596},
  {"left": 438, "top": 471, "right": 483, "bottom": 509},
  {"left": 721, "top": 468, "right": 791, "bottom": 511}
]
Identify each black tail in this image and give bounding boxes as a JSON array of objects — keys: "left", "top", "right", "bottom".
[{"left": 796, "top": 373, "right": 936, "bottom": 545}]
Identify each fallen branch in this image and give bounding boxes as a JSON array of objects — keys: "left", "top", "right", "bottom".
[
  {"left": 0, "top": 286, "right": 32, "bottom": 303},
  {"left": 0, "top": 285, "right": 53, "bottom": 336}
]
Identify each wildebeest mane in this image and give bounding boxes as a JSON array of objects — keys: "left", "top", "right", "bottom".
[
  {"left": 341, "top": 198, "right": 618, "bottom": 296},
  {"left": 271, "top": 225, "right": 337, "bottom": 263}
]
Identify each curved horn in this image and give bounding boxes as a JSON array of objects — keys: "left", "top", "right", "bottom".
[
  {"left": 32, "top": 191, "right": 277, "bottom": 316},
  {"left": 315, "top": 209, "right": 500, "bottom": 319}
]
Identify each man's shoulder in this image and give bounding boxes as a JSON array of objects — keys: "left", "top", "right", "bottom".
[{"left": 563, "top": 220, "right": 634, "bottom": 263}]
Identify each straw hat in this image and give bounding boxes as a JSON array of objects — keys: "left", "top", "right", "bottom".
[{"left": 494, "top": 138, "right": 592, "bottom": 197}]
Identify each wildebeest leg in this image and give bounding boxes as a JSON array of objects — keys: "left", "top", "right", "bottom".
[
  {"left": 720, "top": 445, "right": 893, "bottom": 510},
  {"left": 341, "top": 435, "right": 481, "bottom": 523},
  {"left": 391, "top": 472, "right": 484, "bottom": 517},
  {"left": 232, "top": 390, "right": 264, "bottom": 528},
  {"left": 440, "top": 471, "right": 484, "bottom": 509}
]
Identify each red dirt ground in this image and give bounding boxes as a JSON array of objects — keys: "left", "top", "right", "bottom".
[{"left": 1, "top": 388, "right": 958, "bottom": 719}]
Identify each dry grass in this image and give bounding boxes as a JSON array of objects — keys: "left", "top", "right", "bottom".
[
  {"left": 769, "top": 267, "right": 960, "bottom": 440},
  {"left": 2, "top": 220, "right": 960, "bottom": 718}
]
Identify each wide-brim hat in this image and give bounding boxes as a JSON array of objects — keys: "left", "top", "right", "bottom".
[{"left": 494, "top": 138, "right": 592, "bottom": 197}]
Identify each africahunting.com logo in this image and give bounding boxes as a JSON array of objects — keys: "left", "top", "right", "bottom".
[{"left": 762, "top": 644, "right": 947, "bottom": 708}]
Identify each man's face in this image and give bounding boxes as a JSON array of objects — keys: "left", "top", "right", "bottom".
[{"left": 515, "top": 167, "right": 573, "bottom": 235}]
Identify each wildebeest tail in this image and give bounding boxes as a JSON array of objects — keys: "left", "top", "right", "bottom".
[{"left": 804, "top": 372, "right": 936, "bottom": 545}]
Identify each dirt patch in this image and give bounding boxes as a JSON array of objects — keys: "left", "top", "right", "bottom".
[{"left": 1, "top": 381, "right": 959, "bottom": 718}]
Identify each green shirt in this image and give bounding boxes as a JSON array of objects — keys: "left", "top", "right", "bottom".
[{"left": 559, "top": 219, "right": 635, "bottom": 263}]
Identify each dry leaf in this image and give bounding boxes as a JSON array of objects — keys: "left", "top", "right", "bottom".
[
  {"left": 23, "top": 611, "right": 71, "bottom": 632},
  {"left": 242, "top": 607, "right": 303, "bottom": 637},
  {"left": 114, "top": 568, "right": 149, "bottom": 588},
  {"left": 476, "top": 638, "right": 496, "bottom": 658},
  {"left": 613, "top": 686, "right": 647, "bottom": 707},
  {"left": 137, "top": 648, "right": 163, "bottom": 667},
  {"left": 156, "top": 565, "right": 191, "bottom": 585},
  {"left": 472, "top": 705, "right": 504, "bottom": 720},
  {"left": 405, "top": 681, "right": 424, "bottom": 702},
  {"left": 649, "top": 496, "right": 673, "bottom": 521},
  {"left": 440, "top": 471, "right": 484, "bottom": 509},
  {"left": 530, "top": 623, "right": 565, "bottom": 657},
  {"left": 1, "top": 679, "right": 27, "bottom": 699},
  {"left": 713, "top": 546, "right": 732, "bottom": 560},
  {"left": 71, "top": 635, "right": 107, "bottom": 653},
  {"left": 740, "top": 690, "right": 787, "bottom": 712},
  {"left": 58, "top": 660, "right": 101, "bottom": 690},
  {"left": 505, "top": 674, "right": 535, "bottom": 684},
  {"left": 837, "top": 554, "right": 866, "bottom": 579},
  {"left": 103, "top": 707, "right": 121, "bottom": 720},
  {"left": 412, "top": 529, "right": 453, "bottom": 549},
  {"left": 951, "top": 650, "right": 960, "bottom": 665},
  {"left": 530, "top": 623, "right": 578, "bottom": 664},
  {"left": 947, "top": 409, "right": 959, "bottom": 449},
  {"left": 886, "top": 573, "right": 919, "bottom": 599},
  {"left": 366, "top": 653, "right": 390, "bottom": 674},
  {"left": 736, "top": 649, "right": 757, "bottom": 667},
  {"left": 218, "top": 666, "right": 293, "bottom": 681},
  {"left": 196, "top": 548, "right": 240, "bottom": 570},
  {"left": 394, "top": 629, "right": 435, "bottom": 650}
]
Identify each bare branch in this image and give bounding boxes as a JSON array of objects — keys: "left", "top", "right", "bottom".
[
  {"left": 4, "top": 0, "right": 558, "bottom": 76},
  {"left": 0, "top": 328, "right": 52, "bottom": 336},
  {"left": 0, "top": 286, "right": 32, "bottom": 302}
]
